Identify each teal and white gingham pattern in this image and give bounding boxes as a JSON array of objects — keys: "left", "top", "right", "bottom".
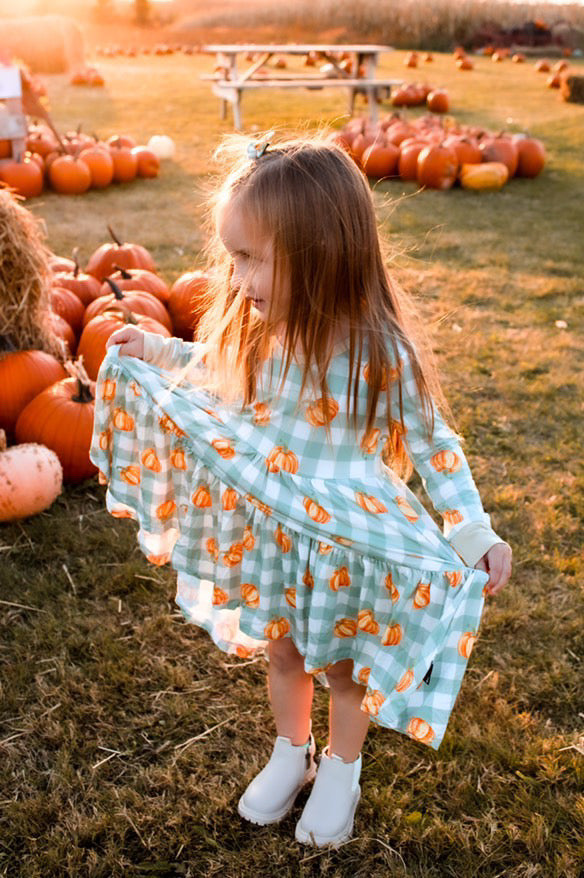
[{"left": 90, "top": 338, "right": 489, "bottom": 750}]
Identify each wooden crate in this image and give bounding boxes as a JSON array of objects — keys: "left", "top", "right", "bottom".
[{"left": 0, "top": 67, "right": 27, "bottom": 160}]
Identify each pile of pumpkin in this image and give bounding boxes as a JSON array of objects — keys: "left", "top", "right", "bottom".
[
  {"left": 0, "top": 191, "right": 208, "bottom": 521},
  {"left": 69, "top": 66, "right": 105, "bottom": 87},
  {"left": 332, "top": 112, "right": 546, "bottom": 190},
  {"left": 0, "top": 123, "right": 164, "bottom": 199}
]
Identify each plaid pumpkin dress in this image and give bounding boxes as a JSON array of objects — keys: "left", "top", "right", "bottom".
[{"left": 89, "top": 334, "right": 490, "bottom": 750}]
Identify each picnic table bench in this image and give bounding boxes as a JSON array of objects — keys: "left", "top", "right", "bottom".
[{"left": 200, "top": 43, "right": 401, "bottom": 129}]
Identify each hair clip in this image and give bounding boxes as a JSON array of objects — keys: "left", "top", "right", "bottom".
[{"left": 247, "top": 131, "right": 274, "bottom": 160}]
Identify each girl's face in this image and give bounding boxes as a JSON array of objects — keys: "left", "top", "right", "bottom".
[{"left": 217, "top": 197, "right": 288, "bottom": 323}]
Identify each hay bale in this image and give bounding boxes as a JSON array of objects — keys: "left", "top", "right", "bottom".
[
  {"left": 561, "top": 74, "right": 584, "bottom": 104},
  {"left": 0, "top": 16, "right": 85, "bottom": 73}
]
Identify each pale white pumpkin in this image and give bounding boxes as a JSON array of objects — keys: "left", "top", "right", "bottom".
[
  {"left": 0, "top": 429, "right": 63, "bottom": 522},
  {"left": 146, "top": 135, "right": 176, "bottom": 160}
]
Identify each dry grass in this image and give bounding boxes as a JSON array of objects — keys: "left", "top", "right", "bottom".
[{"left": 0, "top": 45, "right": 583, "bottom": 878}]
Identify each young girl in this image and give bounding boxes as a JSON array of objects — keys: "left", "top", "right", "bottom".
[{"left": 90, "top": 134, "right": 512, "bottom": 848}]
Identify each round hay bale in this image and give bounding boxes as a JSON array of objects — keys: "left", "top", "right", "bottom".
[{"left": 0, "top": 16, "right": 85, "bottom": 73}]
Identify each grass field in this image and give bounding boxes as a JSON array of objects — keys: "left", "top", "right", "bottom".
[{"left": 1, "top": 47, "right": 583, "bottom": 877}]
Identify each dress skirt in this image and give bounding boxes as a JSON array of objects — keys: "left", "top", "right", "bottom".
[{"left": 90, "top": 344, "right": 489, "bottom": 750}]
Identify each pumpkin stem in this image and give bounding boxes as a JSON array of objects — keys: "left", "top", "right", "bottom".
[
  {"left": 0, "top": 429, "right": 6, "bottom": 453},
  {"left": 64, "top": 357, "right": 95, "bottom": 403},
  {"left": 72, "top": 247, "right": 80, "bottom": 278},
  {"left": 113, "top": 264, "right": 132, "bottom": 279},
  {"left": 103, "top": 277, "right": 125, "bottom": 300},
  {"left": 107, "top": 225, "right": 123, "bottom": 247}
]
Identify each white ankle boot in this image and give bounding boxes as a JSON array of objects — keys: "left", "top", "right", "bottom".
[
  {"left": 237, "top": 726, "right": 317, "bottom": 825},
  {"left": 295, "top": 746, "right": 361, "bottom": 846}
]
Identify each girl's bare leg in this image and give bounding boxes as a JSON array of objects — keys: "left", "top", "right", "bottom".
[
  {"left": 267, "top": 638, "right": 314, "bottom": 745},
  {"left": 326, "top": 659, "right": 370, "bottom": 762}
]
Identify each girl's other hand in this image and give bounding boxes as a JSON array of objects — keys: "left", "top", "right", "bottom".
[
  {"left": 105, "top": 326, "right": 146, "bottom": 359},
  {"left": 474, "top": 543, "right": 512, "bottom": 597}
]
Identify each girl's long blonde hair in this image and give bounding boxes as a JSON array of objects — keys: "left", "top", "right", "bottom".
[{"left": 175, "top": 133, "right": 452, "bottom": 481}]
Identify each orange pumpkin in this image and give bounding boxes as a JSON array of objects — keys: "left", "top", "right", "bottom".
[
  {"left": 112, "top": 407, "right": 134, "bottom": 431},
  {"left": 360, "top": 427, "right": 381, "bottom": 454},
  {"left": 443, "top": 509, "right": 463, "bottom": 525},
  {"left": 445, "top": 571, "right": 463, "bottom": 588},
  {"left": 131, "top": 146, "right": 160, "bottom": 178},
  {"left": 534, "top": 59, "right": 550, "bottom": 73},
  {"left": 274, "top": 523, "right": 293, "bottom": 553},
  {"left": 192, "top": 485, "right": 212, "bottom": 507},
  {"left": 334, "top": 618, "right": 357, "bottom": 638},
  {"left": 86, "top": 226, "right": 156, "bottom": 279},
  {"left": 381, "top": 622, "right": 402, "bottom": 646},
  {"left": 206, "top": 537, "right": 219, "bottom": 560},
  {"left": 212, "top": 586, "right": 229, "bottom": 606},
  {"left": 357, "top": 666, "right": 371, "bottom": 685},
  {"left": 156, "top": 499, "right": 176, "bottom": 521},
  {"left": 242, "top": 525, "right": 256, "bottom": 550},
  {"left": 241, "top": 582, "right": 260, "bottom": 607},
  {"left": 167, "top": 270, "right": 209, "bottom": 340},
  {"left": 141, "top": 447, "right": 162, "bottom": 472},
  {"left": 398, "top": 140, "right": 426, "bottom": 181},
  {"left": 223, "top": 542, "right": 244, "bottom": 567},
  {"left": 99, "top": 266, "right": 170, "bottom": 305},
  {"left": 0, "top": 158, "right": 44, "bottom": 198},
  {"left": 49, "top": 155, "right": 92, "bottom": 195},
  {"left": 430, "top": 450, "right": 461, "bottom": 474},
  {"left": 253, "top": 402, "right": 271, "bottom": 425},
  {"left": 264, "top": 617, "right": 290, "bottom": 640},
  {"left": 413, "top": 582, "right": 431, "bottom": 609},
  {"left": 111, "top": 506, "right": 134, "bottom": 519},
  {"left": 357, "top": 608, "right": 379, "bottom": 635},
  {"left": 458, "top": 631, "right": 477, "bottom": 659},
  {"left": 246, "top": 494, "right": 272, "bottom": 516},
  {"left": 83, "top": 278, "right": 172, "bottom": 331},
  {"left": 318, "top": 542, "right": 333, "bottom": 555},
  {"left": 0, "top": 351, "right": 67, "bottom": 437},
  {"left": 285, "top": 587, "right": 297, "bottom": 608},
  {"left": 479, "top": 135, "right": 519, "bottom": 178},
  {"left": 98, "top": 427, "right": 112, "bottom": 451},
  {"left": 101, "top": 379, "right": 117, "bottom": 401},
  {"left": 120, "top": 464, "right": 140, "bottom": 485},
  {"left": 303, "top": 496, "right": 331, "bottom": 524},
  {"left": 305, "top": 397, "right": 339, "bottom": 427},
  {"left": 417, "top": 143, "right": 458, "bottom": 189},
  {"left": 513, "top": 136, "right": 546, "bottom": 178},
  {"left": 147, "top": 552, "right": 171, "bottom": 566},
  {"left": 222, "top": 487, "right": 238, "bottom": 510},
  {"left": 329, "top": 566, "right": 351, "bottom": 591},
  {"left": 49, "top": 286, "right": 85, "bottom": 337},
  {"left": 361, "top": 141, "right": 399, "bottom": 178},
  {"left": 407, "top": 717, "right": 435, "bottom": 745},
  {"left": 159, "top": 414, "right": 186, "bottom": 437},
  {"left": 53, "top": 261, "right": 102, "bottom": 306},
  {"left": 77, "top": 310, "right": 170, "bottom": 380},
  {"left": 109, "top": 142, "right": 138, "bottom": 183},
  {"left": 265, "top": 446, "right": 299, "bottom": 474},
  {"left": 362, "top": 689, "right": 385, "bottom": 716},
  {"left": 385, "top": 572, "right": 400, "bottom": 603},
  {"left": 396, "top": 669, "right": 414, "bottom": 692},
  {"left": 426, "top": 89, "right": 450, "bottom": 113},
  {"left": 170, "top": 448, "right": 187, "bottom": 469},
  {"left": 303, "top": 569, "right": 314, "bottom": 588},
  {"left": 355, "top": 491, "right": 388, "bottom": 514},
  {"left": 211, "top": 438, "right": 235, "bottom": 459},
  {"left": 78, "top": 145, "right": 114, "bottom": 189}
]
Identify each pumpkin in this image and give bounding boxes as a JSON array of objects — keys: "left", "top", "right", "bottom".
[
  {"left": 303, "top": 568, "right": 314, "bottom": 588},
  {"left": 212, "top": 586, "right": 229, "bottom": 606},
  {"left": 285, "top": 587, "right": 296, "bottom": 608},
  {"left": 426, "top": 89, "right": 450, "bottom": 113},
  {"left": 274, "top": 523, "right": 293, "bottom": 552},
  {"left": 49, "top": 286, "right": 85, "bottom": 336},
  {"left": 192, "top": 485, "right": 212, "bottom": 507},
  {"left": 360, "top": 427, "right": 381, "bottom": 454},
  {"left": 131, "top": 146, "right": 160, "bottom": 178},
  {"left": 264, "top": 617, "right": 290, "bottom": 640},
  {"left": 146, "top": 135, "right": 176, "bottom": 160},
  {"left": 167, "top": 270, "right": 209, "bottom": 339},
  {"left": 77, "top": 309, "right": 171, "bottom": 380},
  {"left": 49, "top": 254, "right": 76, "bottom": 274},
  {"left": 513, "top": 136, "right": 546, "bottom": 178},
  {"left": 355, "top": 491, "right": 387, "bottom": 514},
  {"left": 48, "top": 312, "right": 76, "bottom": 354},
  {"left": 303, "top": 496, "right": 331, "bottom": 524},
  {"left": 456, "top": 58, "right": 474, "bottom": 70},
  {"left": 222, "top": 487, "right": 238, "bottom": 510},
  {"left": 86, "top": 226, "right": 157, "bottom": 279},
  {"left": 417, "top": 143, "right": 458, "bottom": 190},
  {"left": 361, "top": 141, "right": 399, "bottom": 178},
  {"left": 48, "top": 156, "right": 92, "bottom": 195},
  {"left": 305, "top": 397, "right": 339, "bottom": 427},
  {"left": 15, "top": 360, "right": 97, "bottom": 484},
  {"left": 398, "top": 141, "right": 426, "bottom": 181},
  {"left": 534, "top": 59, "right": 551, "bottom": 73},
  {"left": 512, "top": 53, "right": 526, "bottom": 63},
  {"left": 78, "top": 145, "right": 114, "bottom": 189},
  {"left": 362, "top": 689, "right": 385, "bottom": 716},
  {"left": 413, "top": 582, "right": 431, "bottom": 609},
  {"left": 479, "top": 136, "right": 518, "bottom": 177},
  {"left": 349, "top": 131, "right": 376, "bottom": 161},
  {"left": 0, "top": 350, "right": 67, "bottom": 436},
  {"left": 406, "top": 717, "right": 435, "bottom": 744},
  {"left": 395, "top": 669, "right": 414, "bottom": 692},
  {"left": 241, "top": 582, "right": 260, "bottom": 607},
  {"left": 424, "top": 53, "right": 433, "bottom": 63},
  {"left": 141, "top": 447, "right": 162, "bottom": 472},
  {"left": 430, "top": 449, "right": 461, "bottom": 473},
  {"left": 211, "top": 438, "right": 235, "bottom": 459},
  {"left": 442, "top": 509, "right": 463, "bottom": 525},
  {"left": 394, "top": 495, "right": 419, "bottom": 522},
  {"left": 404, "top": 51, "right": 418, "bottom": 68},
  {"left": 385, "top": 572, "right": 399, "bottom": 603},
  {"left": 242, "top": 524, "right": 255, "bottom": 549},
  {"left": 329, "top": 566, "right": 351, "bottom": 591},
  {"left": 459, "top": 161, "right": 509, "bottom": 190},
  {"left": 381, "top": 623, "right": 402, "bottom": 646},
  {"left": 206, "top": 537, "right": 219, "bottom": 560},
  {"left": 445, "top": 571, "right": 463, "bottom": 588},
  {"left": 109, "top": 142, "right": 138, "bottom": 183},
  {"left": 357, "top": 608, "right": 379, "bottom": 635},
  {"left": 458, "top": 631, "right": 477, "bottom": 658},
  {"left": 26, "top": 129, "right": 59, "bottom": 158},
  {"left": 106, "top": 134, "right": 136, "bottom": 149},
  {"left": 99, "top": 266, "right": 170, "bottom": 305},
  {"left": 0, "top": 428, "right": 63, "bottom": 521},
  {"left": 265, "top": 446, "right": 299, "bottom": 474},
  {"left": 253, "top": 401, "right": 271, "bottom": 425},
  {"left": 333, "top": 618, "right": 357, "bottom": 638},
  {"left": 53, "top": 255, "right": 102, "bottom": 306},
  {"left": 444, "top": 135, "right": 482, "bottom": 166},
  {"left": 0, "top": 158, "right": 44, "bottom": 198},
  {"left": 83, "top": 278, "right": 172, "bottom": 330}
]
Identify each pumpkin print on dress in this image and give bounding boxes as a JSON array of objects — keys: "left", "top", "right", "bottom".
[
  {"left": 222, "top": 488, "right": 238, "bottom": 511},
  {"left": 413, "top": 582, "right": 431, "bottom": 609},
  {"left": 242, "top": 525, "right": 255, "bottom": 550},
  {"left": 363, "top": 361, "right": 400, "bottom": 391},
  {"left": 303, "top": 569, "right": 314, "bottom": 588},
  {"left": 253, "top": 402, "right": 271, "bottom": 425},
  {"left": 357, "top": 666, "right": 371, "bottom": 685},
  {"left": 141, "top": 448, "right": 162, "bottom": 472},
  {"left": 158, "top": 414, "right": 185, "bottom": 437},
  {"left": 156, "top": 500, "right": 176, "bottom": 521},
  {"left": 120, "top": 464, "right": 140, "bottom": 485},
  {"left": 357, "top": 608, "right": 379, "bottom": 635},
  {"left": 285, "top": 587, "right": 297, "bottom": 608},
  {"left": 329, "top": 566, "right": 351, "bottom": 591},
  {"left": 98, "top": 470, "right": 108, "bottom": 485},
  {"left": 385, "top": 572, "right": 400, "bottom": 603},
  {"left": 211, "top": 438, "right": 236, "bottom": 459},
  {"left": 445, "top": 571, "right": 463, "bottom": 588},
  {"left": 206, "top": 537, "right": 219, "bottom": 560},
  {"left": 111, "top": 507, "right": 134, "bottom": 519},
  {"left": 305, "top": 397, "right": 339, "bottom": 427},
  {"left": 443, "top": 509, "right": 463, "bottom": 525},
  {"left": 113, "top": 408, "right": 134, "bottom": 431},
  {"left": 318, "top": 542, "right": 333, "bottom": 555},
  {"left": 431, "top": 450, "right": 461, "bottom": 474},
  {"left": 396, "top": 669, "right": 415, "bottom": 692},
  {"left": 246, "top": 494, "right": 272, "bottom": 517},
  {"left": 99, "top": 428, "right": 112, "bottom": 451},
  {"left": 129, "top": 381, "right": 142, "bottom": 398},
  {"left": 458, "top": 631, "right": 477, "bottom": 659},
  {"left": 334, "top": 618, "right": 358, "bottom": 638},
  {"left": 360, "top": 427, "right": 381, "bottom": 454},
  {"left": 394, "top": 495, "right": 419, "bottom": 522},
  {"left": 212, "top": 586, "right": 229, "bottom": 606},
  {"left": 355, "top": 491, "right": 388, "bottom": 514},
  {"left": 335, "top": 536, "right": 354, "bottom": 547},
  {"left": 264, "top": 617, "right": 290, "bottom": 640},
  {"left": 235, "top": 644, "right": 254, "bottom": 658},
  {"left": 101, "top": 379, "right": 116, "bottom": 400},
  {"left": 223, "top": 542, "right": 244, "bottom": 568},
  {"left": 265, "top": 446, "right": 299, "bottom": 474},
  {"left": 192, "top": 486, "right": 212, "bottom": 508},
  {"left": 147, "top": 552, "right": 171, "bottom": 566},
  {"left": 303, "top": 496, "right": 331, "bottom": 524},
  {"left": 362, "top": 688, "right": 385, "bottom": 716},
  {"left": 170, "top": 448, "right": 187, "bottom": 470},
  {"left": 274, "top": 523, "right": 293, "bottom": 553},
  {"left": 382, "top": 622, "right": 403, "bottom": 646},
  {"left": 241, "top": 582, "right": 260, "bottom": 608},
  {"left": 407, "top": 717, "right": 435, "bottom": 745}
]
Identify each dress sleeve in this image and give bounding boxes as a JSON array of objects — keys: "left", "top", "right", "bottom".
[
  {"left": 381, "top": 343, "right": 508, "bottom": 565},
  {"left": 142, "top": 331, "right": 204, "bottom": 372}
]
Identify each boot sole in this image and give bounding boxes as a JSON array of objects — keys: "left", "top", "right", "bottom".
[
  {"left": 294, "top": 787, "right": 361, "bottom": 847},
  {"left": 237, "top": 765, "right": 317, "bottom": 826}
]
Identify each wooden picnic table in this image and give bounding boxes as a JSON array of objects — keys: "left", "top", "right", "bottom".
[{"left": 199, "top": 43, "right": 399, "bottom": 129}]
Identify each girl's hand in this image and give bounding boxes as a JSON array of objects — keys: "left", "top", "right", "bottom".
[
  {"left": 474, "top": 543, "right": 512, "bottom": 597},
  {"left": 105, "top": 326, "right": 146, "bottom": 359}
]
